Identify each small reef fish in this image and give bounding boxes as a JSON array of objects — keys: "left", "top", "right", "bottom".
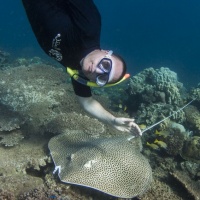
[
  {"left": 118, "top": 104, "right": 123, "bottom": 109},
  {"left": 155, "top": 130, "right": 170, "bottom": 138},
  {"left": 118, "top": 104, "right": 127, "bottom": 111},
  {"left": 139, "top": 124, "right": 147, "bottom": 130},
  {"left": 154, "top": 139, "right": 167, "bottom": 149},
  {"left": 123, "top": 105, "right": 127, "bottom": 111},
  {"left": 146, "top": 142, "right": 159, "bottom": 150}
]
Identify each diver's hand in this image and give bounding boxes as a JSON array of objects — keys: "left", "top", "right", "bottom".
[{"left": 112, "top": 117, "right": 142, "bottom": 136}]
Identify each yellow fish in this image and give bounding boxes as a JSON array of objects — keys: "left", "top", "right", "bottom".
[
  {"left": 154, "top": 139, "right": 167, "bottom": 149},
  {"left": 139, "top": 124, "right": 147, "bottom": 130},
  {"left": 155, "top": 130, "right": 170, "bottom": 138},
  {"left": 118, "top": 104, "right": 123, "bottom": 109},
  {"left": 146, "top": 142, "right": 159, "bottom": 150}
]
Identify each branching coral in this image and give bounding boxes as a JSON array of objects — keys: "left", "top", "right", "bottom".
[
  {"left": 0, "top": 49, "right": 10, "bottom": 67},
  {"left": 136, "top": 103, "right": 185, "bottom": 126}
]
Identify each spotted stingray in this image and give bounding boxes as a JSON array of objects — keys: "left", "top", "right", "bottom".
[{"left": 48, "top": 130, "right": 152, "bottom": 198}]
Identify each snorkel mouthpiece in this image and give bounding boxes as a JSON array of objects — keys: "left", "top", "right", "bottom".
[{"left": 67, "top": 67, "right": 130, "bottom": 87}]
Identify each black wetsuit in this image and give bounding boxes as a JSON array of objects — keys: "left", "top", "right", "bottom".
[{"left": 22, "top": 0, "right": 101, "bottom": 97}]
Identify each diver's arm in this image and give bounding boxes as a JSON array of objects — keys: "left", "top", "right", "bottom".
[{"left": 77, "top": 96, "right": 142, "bottom": 136}]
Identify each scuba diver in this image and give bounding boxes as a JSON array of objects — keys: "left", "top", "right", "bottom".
[{"left": 22, "top": 0, "right": 141, "bottom": 136}]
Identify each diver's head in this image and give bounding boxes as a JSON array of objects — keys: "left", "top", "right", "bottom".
[{"left": 80, "top": 49, "right": 126, "bottom": 86}]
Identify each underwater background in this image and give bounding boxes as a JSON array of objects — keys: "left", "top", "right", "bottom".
[
  {"left": 0, "top": 0, "right": 200, "bottom": 86},
  {"left": 0, "top": 1, "right": 200, "bottom": 199}
]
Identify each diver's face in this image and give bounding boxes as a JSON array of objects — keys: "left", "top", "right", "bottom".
[{"left": 81, "top": 49, "right": 123, "bottom": 85}]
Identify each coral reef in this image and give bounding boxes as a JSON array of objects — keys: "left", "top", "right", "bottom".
[
  {"left": 0, "top": 174, "right": 43, "bottom": 197},
  {"left": 136, "top": 103, "right": 185, "bottom": 126},
  {"left": 126, "top": 67, "right": 186, "bottom": 126},
  {"left": 0, "top": 103, "right": 25, "bottom": 132},
  {"left": 0, "top": 102, "right": 26, "bottom": 147},
  {"left": 0, "top": 64, "right": 68, "bottom": 112},
  {"left": 165, "top": 130, "right": 185, "bottom": 156},
  {"left": 0, "top": 130, "right": 24, "bottom": 147},
  {"left": 170, "top": 170, "right": 200, "bottom": 200},
  {"left": 0, "top": 49, "right": 10, "bottom": 67},
  {"left": 0, "top": 52, "right": 199, "bottom": 199},
  {"left": 0, "top": 63, "right": 85, "bottom": 137},
  {"left": 180, "top": 161, "right": 200, "bottom": 179},
  {"left": 181, "top": 136, "right": 200, "bottom": 164},
  {"left": 45, "top": 112, "right": 105, "bottom": 137},
  {"left": 0, "top": 189, "right": 15, "bottom": 200},
  {"left": 184, "top": 105, "right": 200, "bottom": 136},
  {"left": 0, "top": 135, "right": 49, "bottom": 197},
  {"left": 14, "top": 57, "right": 44, "bottom": 67},
  {"left": 190, "top": 83, "right": 200, "bottom": 101},
  {"left": 127, "top": 67, "right": 183, "bottom": 105},
  {"left": 138, "top": 179, "right": 183, "bottom": 200}
]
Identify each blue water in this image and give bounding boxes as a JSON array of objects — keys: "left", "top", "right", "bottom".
[{"left": 1, "top": 0, "right": 200, "bottom": 86}]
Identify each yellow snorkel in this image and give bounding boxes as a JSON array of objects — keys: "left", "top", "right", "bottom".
[{"left": 66, "top": 67, "right": 130, "bottom": 87}]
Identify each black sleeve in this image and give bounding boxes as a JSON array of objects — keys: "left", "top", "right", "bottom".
[
  {"left": 65, "top": 0, "right": 101, "bottom": 51},
  {"left": 71, "top": 78, "right": 92, "bottom": 97},
  {"left": 22, "top": 0, "right": 101, "bottom": 66}
]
